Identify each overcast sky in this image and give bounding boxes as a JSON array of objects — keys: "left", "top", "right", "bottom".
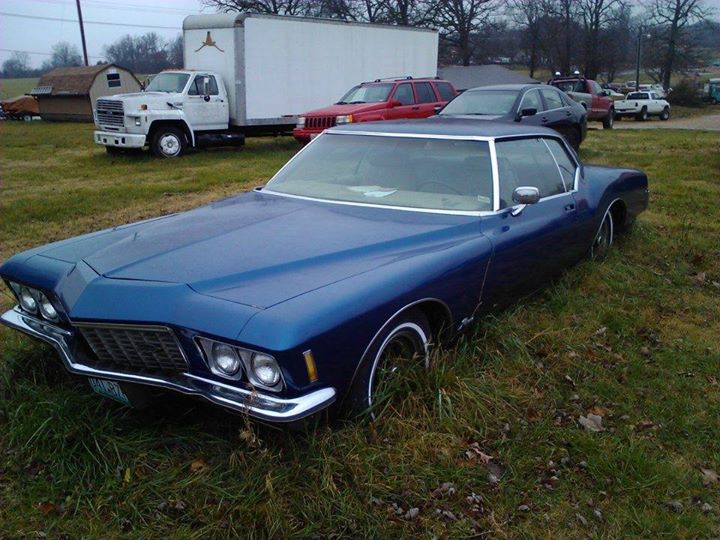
[{"left": 0, "top": 0, "right": 718, "bottom": 69}]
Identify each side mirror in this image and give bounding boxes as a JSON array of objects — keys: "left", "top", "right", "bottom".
[
  {"left": 510, "top": 186, "right": 540, "bottom": 216},
  {"left": 203, "top": 78, "right": 210, "bottom": 97},
  {"left": 433, "top": 105, "right": 443, "bottom": 114},
  {"left": 389, "top": 99, "right": 402, "bottom": 108},
  {"left": 520, "top": 107, "right": 537, "bottom": 118}
]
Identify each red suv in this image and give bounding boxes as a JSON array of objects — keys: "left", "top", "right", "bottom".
[{"left": 293, "top": 77, "right": 458, "bottom": 143}]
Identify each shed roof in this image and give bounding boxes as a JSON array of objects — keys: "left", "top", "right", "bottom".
[
  {"left": 438, "top": 65, "right": 538, "bottom": 91},
  {"left": 30, "top": 64, "right": 134, "bottom": 97}
]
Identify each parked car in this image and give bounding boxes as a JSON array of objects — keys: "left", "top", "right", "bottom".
[
  {"left": 615, "top": 91, "right": 670, "bottom": 121},
  {"left": 703, "top": 78, "right": 720, "bottom": 104},
  {"left": 436, "top": 84, "right": 587, "bottom": 151},
  {"left": 549, "top": 75, "right": 615, "bottom": 128},
  {"left": 292, "top": 77, "right": 457, "bottom": 143},
  {"left": 0, "top": 120, "right": 648, "bottom": 425}
]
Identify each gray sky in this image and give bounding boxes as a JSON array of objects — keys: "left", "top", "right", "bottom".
[{"left": 1, "top": 0, "right": 718, "bottom": 69}]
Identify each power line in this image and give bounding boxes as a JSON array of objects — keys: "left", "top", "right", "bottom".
[
  {"left": 0, "top": 11, "right": 181, "bottom": 30},
  {"left": 0, "top": 47, "right": 105, "bottom": 60},
  {"left": 24, "top": 0, "right": 200, "bottom": 15}
]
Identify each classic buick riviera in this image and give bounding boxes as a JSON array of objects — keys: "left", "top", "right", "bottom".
[{"left": 0, "top": 120, "right": 648, "bottom": 424}]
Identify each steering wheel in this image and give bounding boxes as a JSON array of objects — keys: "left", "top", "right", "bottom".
[{"left": 417, "top": 180, "right": 462, "bottom": 195}]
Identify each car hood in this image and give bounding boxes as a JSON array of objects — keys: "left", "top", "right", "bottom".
[
  {"left": 303, "top": 102, "right": 387, "bottom": 116},
  {"left": 35, "top": 191, "right": 476, "bottom": 309},
  {"left": 436, "top": 113, "right": 506, "bottom": 121}
]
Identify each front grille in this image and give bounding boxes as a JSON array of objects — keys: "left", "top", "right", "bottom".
[
  {"left": 305, "top": 116, "right": 337, "bottom": 129},
  {"left": 96, "top": 99, "right": 125, "bottom": 127},
  {"left": 76, "top": 323, "right": 188, "bottom": 375}
]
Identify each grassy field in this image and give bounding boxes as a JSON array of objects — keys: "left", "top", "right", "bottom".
[
  {"left": 0, "top": 78, "right": 38, "bottom": 100},
  {"left": 0, "top": 122, "right": 719, "bottom": 538}
]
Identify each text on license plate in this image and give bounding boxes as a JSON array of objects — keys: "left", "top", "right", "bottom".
[{"left": 88, "top": 378, "right": 130, "bottom": 405}]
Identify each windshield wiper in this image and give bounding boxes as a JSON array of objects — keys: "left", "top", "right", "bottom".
[
  {"left": 349, "top": 101, "right": 366, "bottom": 104},
  {"left": 335, "top": 101, "right": 347, "bottom": 105}
]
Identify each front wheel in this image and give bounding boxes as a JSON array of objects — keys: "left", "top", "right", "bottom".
[
  {"left": 659, "top": 107, "right": 670, "bottom": 121},
  {"left": 151, "top": 127, "right": 186, "bottom": 158},
  {"left": 345, "top": 310, "right": 431, "bottom": 421},
  {"left": 591, "top": 210, "right": 614, "bottom": 260},
  {"left": 602, "top": 109, "right": 614, "bottom": 129}
]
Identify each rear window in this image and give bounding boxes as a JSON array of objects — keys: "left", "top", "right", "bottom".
[
  {"left": 440, "top": 89, "right": 519, "bottom": 116},
  {"left": 553, "top": 80, "right": 585, "bottom": 93},
  {"left": 415, "top": 82, "right": 437, "bottom": 103},
  {"left": 435, "top": 82, "right": 455, "bottom": 101},
  {"left": 627, "top": 92, "right": 649, "bottom": 100}
]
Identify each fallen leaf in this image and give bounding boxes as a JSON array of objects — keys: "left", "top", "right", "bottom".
[
  {"left": 189, "top": 458, "right": 209, "bottom": 475},
  {"left": 123, "top": 467, "right": 131, "bottom": 483},
  {"left": 665, "top": 500, "right": 683, "bottom": 513},
  {"left": 701, "top": 468, "right": 718, "bottom": 487},
  {"left": 690, "top": 272, "right": 706, "bottom": 285},
  {"left": 589, "top": 406, "right": 608, "bottom": 417},
  {"left": 594, "top": 326, "right": 607, "bottom": 336},
  {"left": 38, "top": 501, "right": 58, "bottom": 515},
  {"left": 579, "top": 414, "right": 604, "bottom": 432},
  {"left": 404, "top": 507, "right": 419, "bottom": 520}
]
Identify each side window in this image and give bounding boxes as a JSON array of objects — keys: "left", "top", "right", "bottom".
[
  {"left": 590, "top": 81, "right": 603, "bottom": 95},
  {"left": 393, "top": 83, "right": 415, "bottom": 105},
  {"left": 495, "top": 138, "right": 567, "bottom": 207},
  {"left": 543, "top": 138, "right": 577, "bottom": 190},
  {"left": 541, "top": 88, "right": 564, "bottom": 110},
  {"left": 435, "top": 82, "right": 455, "bottom": 101},
  {"left": 520, "top": 90, "right": 543, "bottom": 112},
  {"left": 188, "top": 75, "right": 219, "bottom": 96},
  {"left": 415, "top": 82, "right": 436, "bottom": 103}
]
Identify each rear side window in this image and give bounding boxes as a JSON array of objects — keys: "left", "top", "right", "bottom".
[
  {"left": 520, "top": 90, "right": 543, "bottom": 112},
  {"left": 543, "top": 138, "right": 577, "bottom": 190},
  {"left": 495, "top": 138, "right": 567, "bottom": 206},
  {"left": 435, "top": 82, "right": 455, "bottom": 101},
  {"left": 393, "top": 83, "right": 415, "bottom": 105},
  {"left": 541, "top": 88, "right": 564, "bottom": 110},
  {"left": 415, "top": 82, "right": 436, "bottom": 103}
]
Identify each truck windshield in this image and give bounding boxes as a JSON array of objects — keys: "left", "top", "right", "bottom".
[
  {"left": 440, "top": 90, "right": 519, "bottom": 115},
  {"left": 337, "top": 84, "right": 393, "bottom": 104},
  {"left": 145, "top": 73, "right": 190, "bottom": 93},
  {"left": 265, "top": 133, "right": 494, "bottom": 212}
]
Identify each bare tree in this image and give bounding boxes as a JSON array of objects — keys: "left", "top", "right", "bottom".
[
  {"left": 578, "top": 0, "right": 625, "bottom": 79},
  {"left": 509, "top": 0, "right": 544, "bottom": 77},
  {"left": 201, "top": 0, "right": 311, "bottom": 15},
  {"left": 546, "top": 0, "right": 579, "bottom": 75},
  {"left": 2, "top": 51, "right": 33, "bottom": 78},
  {"left": 646, "top": 0, "right": 708, "bottom": 90},
  {"left": 41, "top": 42, "right": 83, "bottom": 71},
  {"left": 435, "top": 0, "right": 498, "bottom": 66}
]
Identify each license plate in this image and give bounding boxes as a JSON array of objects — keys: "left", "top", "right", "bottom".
[{"left": 88, "top": 378, "right": 130, "bottom": 406}]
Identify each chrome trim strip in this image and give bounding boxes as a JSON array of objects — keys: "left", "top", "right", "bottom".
[{"left": 1, "top": 308, "right": 336, "bottom": 423}]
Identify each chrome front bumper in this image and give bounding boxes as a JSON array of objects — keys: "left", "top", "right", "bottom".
[
  {"left": 94, "top": 130, "right": 146, "bottom": 148},
  {"left": 0, "top": 308, "right": 336, "bottom": 423}
]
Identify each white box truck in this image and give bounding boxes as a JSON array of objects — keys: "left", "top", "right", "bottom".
[{"left": 93, "top": 13, "right": 438, "bottom": 157}]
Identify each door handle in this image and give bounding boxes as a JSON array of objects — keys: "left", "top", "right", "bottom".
[
  {"left": 411, "top": 106, "right": 420, "bottom": 110},
  {"left": 565, "top": 111, "right": 572, "bottom": 116},
  {"left": 564, "top": 203, "right": 575, "bottom": 212},
  {"left": 541, "top": 116, "right": 548, "bottom": 123}
]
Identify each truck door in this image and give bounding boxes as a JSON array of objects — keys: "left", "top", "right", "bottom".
[
  {"left": 386, "top": 83, "right": 418, "bottom": 120},
  {"left": 184, "top": 74, "right": 228, "bottom": 131}
]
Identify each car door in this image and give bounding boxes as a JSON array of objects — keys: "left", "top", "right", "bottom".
[
  {"left": 540, "top": 87, "right": 574, "bottom": 138},
  {"left": 413, "top": 81, "right": 442, "bottom": 117},
  {"left": 479, "top": 137, "right": 581, "bottom": 310},
  {"left": 184, "top": 74, "right": 228, "bottom": 131},
  {"left": 385, "top": 83, "right": 418, "bottom": 120}
]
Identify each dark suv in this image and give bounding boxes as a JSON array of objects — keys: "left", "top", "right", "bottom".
[{"left": 293, "top": 77, "right": 457, "bottom": 143}]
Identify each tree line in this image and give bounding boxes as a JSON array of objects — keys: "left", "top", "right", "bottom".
[{"left": 2, "top": 0, "right": 717, "bottom": 89}]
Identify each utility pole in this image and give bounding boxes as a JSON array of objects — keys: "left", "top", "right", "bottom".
[
  {"left": 76, "top": 0, "right": 89, "bottom": 66},
  {"left": 635, "top": 26, "right": 642, "bottom": 92}
]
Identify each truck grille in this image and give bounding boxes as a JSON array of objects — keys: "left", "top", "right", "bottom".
[
  {"left": 95, "top": 99, "right": 125, "bottom": 127},
  {"left": 76, "top": 323, "right": 188, "bottom": 375},
  {"left": 305, "top": 116, "right": 337, "bottom": 129}
]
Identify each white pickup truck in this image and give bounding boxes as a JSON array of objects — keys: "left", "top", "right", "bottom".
[
  {"left": 615, "top": 91, "right": 670, "bottom": 121},
  {"left": 93, "top": 13, "right": 439, "bottom": 157}
]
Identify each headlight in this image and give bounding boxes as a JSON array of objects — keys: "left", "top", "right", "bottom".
[
  {"left": 38, "top": 293, "right": 59, "bottom": 322},
  {"left": 251, "top": 353, "right": 281, "bottom": 387},
  {"left": 212, "top": 342, "right": 242, "bottom": 376},
  {"left": 19, "top": 286, "right": 38, "bottom": 313},
  {"left": 335, "top": 114, "right": 353, "bottom": 125},
  {"left": 296, "top": 116, "right": 306, "bottom": 128}
]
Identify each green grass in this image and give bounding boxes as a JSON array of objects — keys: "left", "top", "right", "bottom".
[
  {"left": 0, "top": 122, "right": 719, "bottom": 538},
  {"left": 0, "top": 77, "right": 38, "bottom": 100}
]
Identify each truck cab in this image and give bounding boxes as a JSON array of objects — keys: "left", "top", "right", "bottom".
[
  {"left": 549, "top": 74, "right": 615, "bottom": 129},
  {"left": 94, "top": 70, "right": 239, "bottom": 158},
  {"left": 293, "top": 77, "right": 457, "bottom": 143}
]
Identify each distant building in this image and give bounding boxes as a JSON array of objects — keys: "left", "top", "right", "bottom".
[
  {"left": 30, "top": 64, "right": 140, "bottom": 122},
  {"left": 438, "top": 65, "right": 538, "bottom": 91}
]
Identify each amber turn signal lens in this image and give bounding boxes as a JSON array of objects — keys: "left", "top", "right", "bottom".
[{"left": 303, "top": 350, "right": 318, "bottom": 383}]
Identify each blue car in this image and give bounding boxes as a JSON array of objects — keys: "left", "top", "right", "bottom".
[{"left": 0, "top": 119, "right": 649, "bottom": 424}]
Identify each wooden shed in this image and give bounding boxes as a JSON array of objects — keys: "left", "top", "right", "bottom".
[{"left": 30, "top": 64, "right": 141, "bottom": 122}]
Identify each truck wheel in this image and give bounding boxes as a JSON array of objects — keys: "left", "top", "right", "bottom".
[
  {"left": 660, "top": 107, "right": 670, "bottom": 121},
  {"left": 635, "top": 107, "right": 648, "bottom": 121},
  {"left": 602, "top": 109, "right": 614, "bottom": 129},
  {"left": 151, "top": 127, "right": 186, "bottom": 158}
]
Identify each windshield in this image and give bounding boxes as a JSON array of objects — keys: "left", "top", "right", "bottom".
[
  {"left": 145, "top": 73, "right": 190, "bottom": 93},
  {"left": 265, "top": 134, "right": 494, "bottom": 212},
  {"left": 337, "top": 84, "right": 393, "bottom": 104},
  {"left": 440, "top": 90, "right": 519, "bottom": 116},
  {"left": 626, "top": 92, "right": 648, "bottom": 100}
]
